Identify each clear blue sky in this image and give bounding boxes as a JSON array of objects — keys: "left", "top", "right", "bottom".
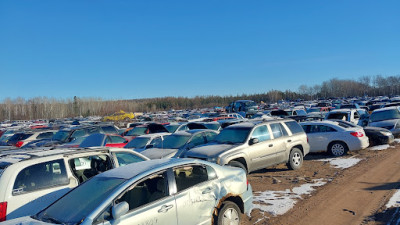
[{"left": 1, "top": 0, "right": 399, "bottom": 100}]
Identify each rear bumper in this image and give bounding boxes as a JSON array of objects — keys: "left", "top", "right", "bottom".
[{"left": 348, "top": 137, "right": 369, "bottom": 151}]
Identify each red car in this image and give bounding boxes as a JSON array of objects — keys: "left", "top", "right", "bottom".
[{"left": 79, "top": 133, "right": 129, "bottom": 148}]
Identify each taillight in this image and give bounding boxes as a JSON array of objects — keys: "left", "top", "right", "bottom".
[
  {"left": 15, "top": 141, "right": 24, "bottom": 148},
  {"left": 350, "top": 131, "right": 364, "bottom": 137},
  {"left": 0, "top": 201, "right": 7, "bottom": 222}
]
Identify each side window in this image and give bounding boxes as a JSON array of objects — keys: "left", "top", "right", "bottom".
[
  {"left": 37, "top": 132, "right": 54, "bottom": 139},
  {"left": 150, "top": 137, "right": 162, "bottom": 146},
  {"left": 71, "top": 129, "right": 86, "bottom": 139},
  {"left": 270, "top": 123, "right": 283, "bottom": 138},
  {"left": 109, "top": 136, "right": 127, "bottom": 144},
  {"left": 279, "top": 124, "right": 288, "bottom": 136},
  {"left": 188, "top": 133, "right": 206, "bottom": 148},
  {"left": 13, "top": 159, "right": 69, "bottom": 195},
  {"left": 309, "top": 125, "right": 320, "bottom": 133},
  {"left": 204, "top": 132, "right": 217, "bottom": 142},
  {"left": 354, "top": 112, "right": 360, "bottom": 119},
  {"left": 251, "top": 125, "right": 270, "bottom": 142},
  {"left": 116, "top": 172, "right": 168, "bottom": 211},
  {"left": 285, "top": 121, "right": 305, "bottom": 134},
  {"left": 178, "top": 125, "right": 188, "bottom": 131},
  {"left": 174, "top": 165, "right": 209, "bottom": 192},
  {"left": 115, "top": 152, "right": 144, "bottom": 167},
  {"left": 320, "top": 125, "right": 337, "bottom": 132},
  {"left": 301, "top": 125, "right": 310, "bottom": 133},
  {"left": 69, "top": 155, "right": 113, "bottom": 183}
]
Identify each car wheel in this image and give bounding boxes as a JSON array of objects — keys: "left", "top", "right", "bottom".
[
  {"left": 287, "top": 148, "right": 303, "bottom": 170},
  {"left": 216, "top": 201, "right": 241, "bottom": 225},
  {"left": 228, "top": 161, "right": 248, "bottom": 174},
  {"left": 328, "top": 141, "right": 348, "bottom": 156}
]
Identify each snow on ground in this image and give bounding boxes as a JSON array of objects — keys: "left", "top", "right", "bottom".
[
  {"left": 317, "top": 156, "right": 362, "bottom": 169},
  {"left": 369, "top": 144, "right": 391, "bottom": 151},
  {"left": 251, "top": 179, "right": 327, "bottom": 217},
  {"left": 386, "top": 189, "right": 400, "bottom": 208},
  {"left": 251, "top": 157, "right": 362, "bottom": 220},
  {"left": 394, "top": 139, "right": 400, "bottom": 143}
]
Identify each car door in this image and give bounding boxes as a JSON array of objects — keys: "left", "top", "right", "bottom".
[
  {"left": 7, "top": 159, "right": 75, "bottom": 219},
  {"left": 101, "top": 171, "right": 178, "bottom": 225},
  {"left": 303, "top": 125, "right": 325, "bottom": 152},
  {"left": 173, "top": 165, "right": 218, "bottom": 225},
  {"left": 247, "top": 125, "right": 277, "bottom": 170},
  {"left": 268, "top": 123, "right": 289, "bottom": 162}
]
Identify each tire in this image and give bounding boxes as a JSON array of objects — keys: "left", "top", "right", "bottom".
[
  {"left": 216, "top": 201, "right": 241, "bottom": 225},
  {"left": 286, "top": 148, "right": 303, "bottom": 170},
  {"left": 328, "top": 141, "right": 348, "bottom": 156},
  {"left": 228, "top": 161, "right": 248, "bottom": 174}
]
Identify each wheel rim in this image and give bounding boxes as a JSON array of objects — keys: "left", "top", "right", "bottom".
[
  {"left": 331, "top": 143, "right": 345, "bottom": 156},
  {"left": 222, "top": 207, "right": 240, "bottom": 225},
  {"left": 292, "top": 152, "right": 302, "bottom": 166}
]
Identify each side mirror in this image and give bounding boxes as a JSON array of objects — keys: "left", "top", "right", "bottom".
[
  {"left": 249, "top": 138, "right": 259, "bottom": 145},
  {"left": 145, "top": 145, "right": 153, "bottom": 149},
  {"left": 68, "top": 137, "right": 76, "bottom": 142},
  {"left": 112, "top": 201, "right": 129, "bottom": 220}
]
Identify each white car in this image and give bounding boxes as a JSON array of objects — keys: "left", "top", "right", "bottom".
[
  {"left": 0, "top": 147, "right": 149, "bottom": 221},
  {"left": 2, "top": 158, "right": 253, "bottom": 225},
  {"left": 300, "top": 120, "right": 369, "bottom": 156}
]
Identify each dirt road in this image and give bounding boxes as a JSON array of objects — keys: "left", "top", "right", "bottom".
[{"left": 242, "top": 145, "right": 400, "bottom": 225}]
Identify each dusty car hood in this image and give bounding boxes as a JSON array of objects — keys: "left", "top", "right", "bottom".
[
  {"left": 185, "top": 143, "right": 238, "bottom": 158},
  {"left": 1, "top": 216, "right": 52, "bottom": 225},
  {"left": 141, "top": 148, "right": 178, "bottom": 159}
]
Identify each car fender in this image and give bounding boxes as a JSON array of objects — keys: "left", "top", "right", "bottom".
[{"left": 220, "top": 152, "right": 250, "bottom": 169}]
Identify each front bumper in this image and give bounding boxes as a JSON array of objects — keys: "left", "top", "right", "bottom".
[{"left": 243, "top": 184, "right": 253, "bottom": 215}]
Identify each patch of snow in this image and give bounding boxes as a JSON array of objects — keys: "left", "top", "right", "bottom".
[
  {"left": 394, "top": 139, "right": 400, "bottom": 143},
  {"left": 386, "top": 189, "right": 400, "bottom": 208},
  {"left": 252, "top": 179, "right": 326, "bottom": 216},
  {"left": 317, "top": 157, "right": 362, "bottom": 169},
  {"left": 369, "top": 144, "right": 390, "bottom": 151}
]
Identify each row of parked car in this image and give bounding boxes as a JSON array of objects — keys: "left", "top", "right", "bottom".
[{"left": 0, "top": 97, "right": 399, "bottom": 225}]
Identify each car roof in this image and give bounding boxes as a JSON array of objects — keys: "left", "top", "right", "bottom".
[
  {"left": 0, "top": 147, "right": 110, "bottom": 165},
  {"left": 372, "top": 106, "right": 400, "bottom": 113},
  {"left": 98, "top": 158, "right": 202, "bottom": 179}
]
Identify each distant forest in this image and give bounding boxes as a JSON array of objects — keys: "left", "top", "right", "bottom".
[{"left": 1, "top": 75, "right": 400, "bottom": 121}]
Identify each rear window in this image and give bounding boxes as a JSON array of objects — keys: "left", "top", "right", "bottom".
[
  {"left": 101, "top": 126, "right": 118, "bottom": 134},
  {"left": 284, "top": 121, "right": 305, "bottom": 134},
  {"left": 13, "top": 159, "right": 69, "bottom": 195}
]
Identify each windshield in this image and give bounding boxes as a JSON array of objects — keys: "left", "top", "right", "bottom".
[
  {"left": 215, "top": 127, "right": 251, "bottom": 144},
  {"left": 126, "top": 127, "right": 147, "bottom": 136},
  {"left": 165, "top": 125, "right": 180, "bottom": 133},
  {"left": 36, "top": 176, "right": 125, "bottom": 225},
  {"left": 124, "top": 137, "right": 150, "bottom": 149},
  {"left": 52, "top": 131, "right": 70, "bottom": 142},
  {"left": 204, "top": 123, "right": 220, "bottom": 130},
  {"left": 308, "top": 108, "right": 320, "bottom": 113},
  {"left": 370, "top": 109, "right": 400, "bottom": 122},
  {"left": 155, "top": 135, "right": 190, "bottom": 149},
  {"left": 245, "top": 101, "right": 257, "bottom": 107}
]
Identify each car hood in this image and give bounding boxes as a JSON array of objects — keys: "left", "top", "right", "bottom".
[
  {"left": 1, "top": 216, "right": 53, "bottom": 225},
  {"left": 141, "top": 148, "right": 178, "bottom": 159},
  {"left": 185, "top": 143, "right": 238, "bottom": 158},
  {"left": 369, "top": 119, "right": 399, "bottom": 128}
]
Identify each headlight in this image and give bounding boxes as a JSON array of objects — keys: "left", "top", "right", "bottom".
[
  {"left": 380, "top": 131, "right": 392, "bottom": 136},
  {"left": 208, "top": 157, "right": 220, "bottom": 164},
  {"left": 395, "top": 122, "right": 400, "bottom": 129}
]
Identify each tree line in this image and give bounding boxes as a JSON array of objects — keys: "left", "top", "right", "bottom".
[{"left": 1, "top": 75, "right": 399, "bottom": 121}]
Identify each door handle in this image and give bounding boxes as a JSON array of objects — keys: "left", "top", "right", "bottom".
[
  {"left": 287, "top": 140, "right": 292, "bottom": 142},
  {"left": 269, "top": 144, "right": 273, "bottom": 147},
  {"left": 158, "top": 204, "right": 173, "bottom": 213},
  {"left": 202, "top": 187, "right": 213, "bottom": 194}
]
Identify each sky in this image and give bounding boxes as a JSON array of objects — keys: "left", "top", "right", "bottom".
[{"left": 1, "top": 0, "right": 399, "bottom": 100}]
